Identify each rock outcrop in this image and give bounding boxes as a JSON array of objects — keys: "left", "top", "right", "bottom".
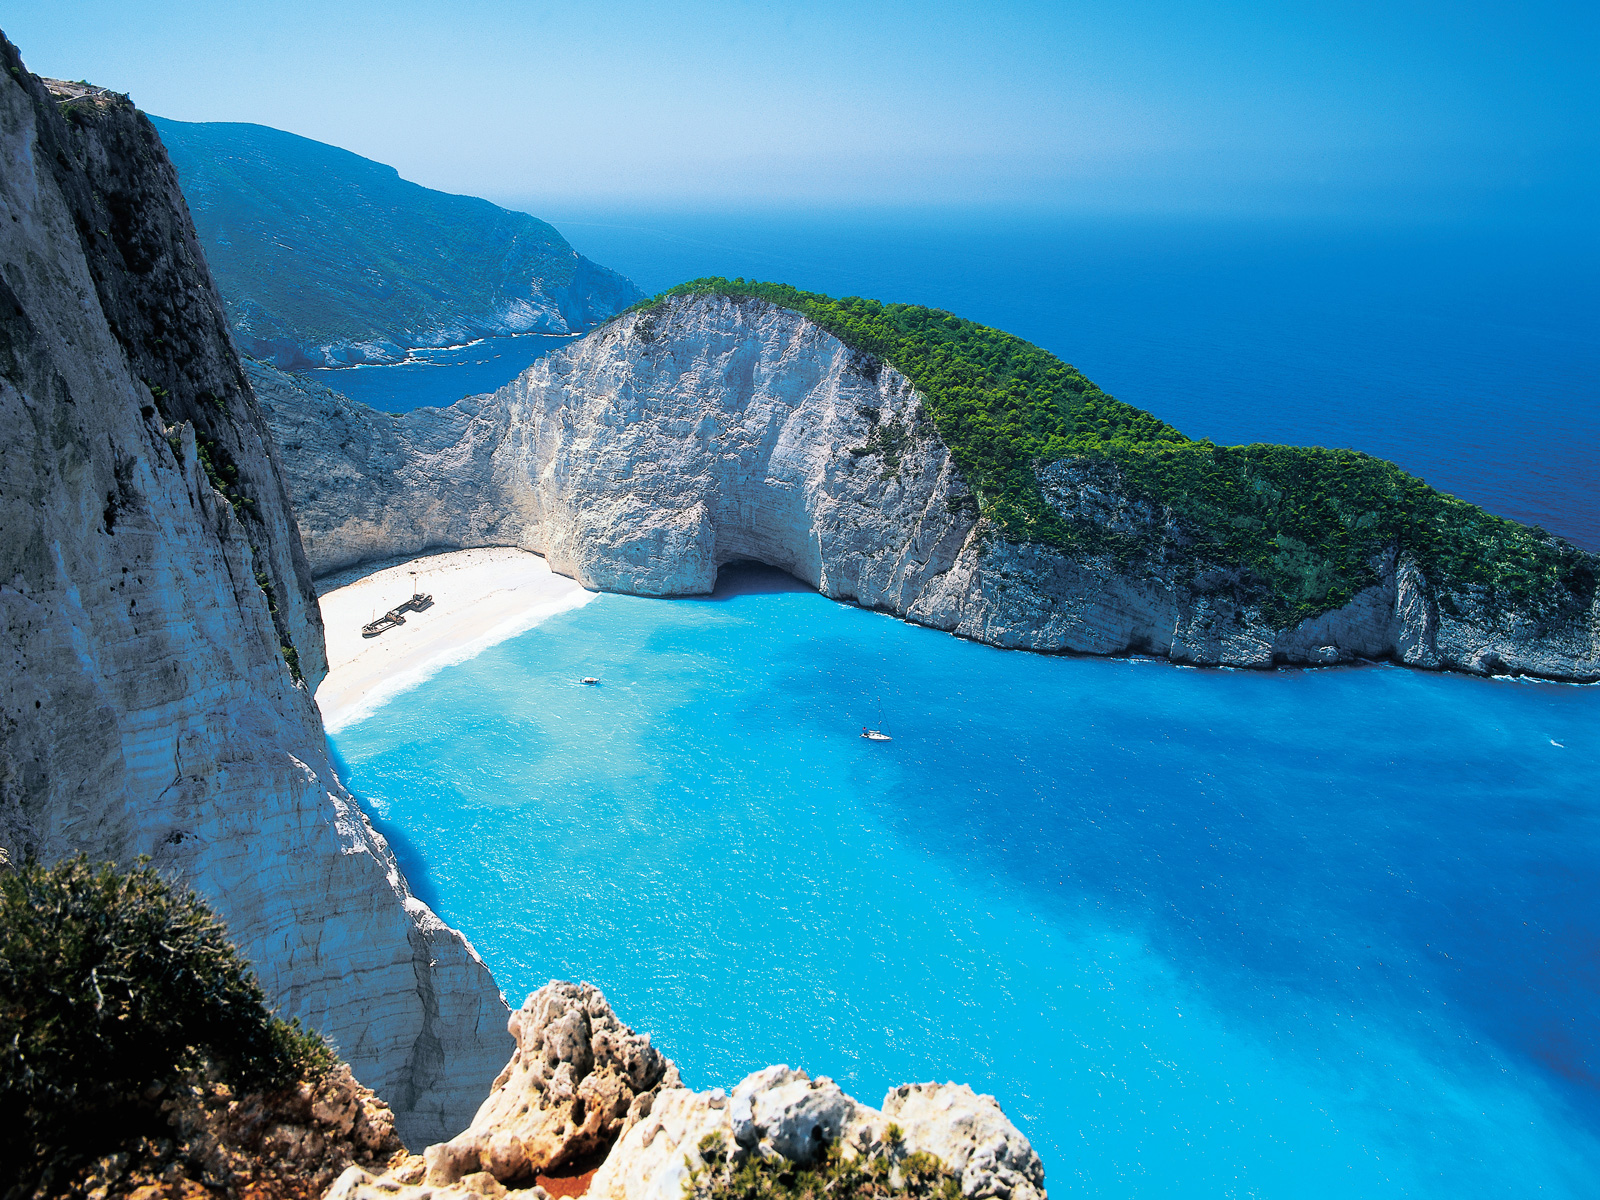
[
  {"left": 0, "top": 39, "right": 510, "bottom": 1144},
  {"left": 328, "top": 984, "right": 1044, "bottom": 1200},
  {"left": 423, "top": 982, "right": 681, "bottom": 1187},
  {"left": 584, "top": 1071, "right": 1045, "bottom": 1200},
  {"left": 255, "top": 294, "right": 1600, "bottom": 681}
]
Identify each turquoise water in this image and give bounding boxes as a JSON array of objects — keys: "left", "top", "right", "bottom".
[{"left": 330, "top": 568, "right": 1600, "bottom": 1198}]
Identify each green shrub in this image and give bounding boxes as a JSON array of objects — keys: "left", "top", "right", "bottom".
[
  {"left": 0, "top": 855, "right": 332, "bottom": 1195},
  {"left": 633, "top": 280, "right": 1596, "bottom": 629},
  {"left": 687, "top": 1132, "right": 960, "bottom": 1200},
  {"left": 194, "top": 430, "right": 254, "bottom": 518}
]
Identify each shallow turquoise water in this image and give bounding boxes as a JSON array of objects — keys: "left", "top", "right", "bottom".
[{"left": 331, "top": 570, "right": 1600, "bottom": 1197}]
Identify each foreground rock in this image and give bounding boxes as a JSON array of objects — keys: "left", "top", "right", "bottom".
[
  {"left": 328, "top": 984, "right": 1044, "bottom": 1200},
  {"left": 0, "top": 40, "right": 509, "bottom": 1144},
  {"left": 588, "top": 1068, "right": 1045, "bottom": 1200},
  {"left": 424, "top": 982, "right": 682, "bottom": 1186},
  {"left": 254, "top": 295, "right": 1599, "bottom": 681}
]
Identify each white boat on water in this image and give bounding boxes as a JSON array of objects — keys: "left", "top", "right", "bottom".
[
  {"left": 581, "top": 677, "right": 600, "bottom": 685},
  {"left": 861, "top": 697, "right": 893, "bottom": 741}
]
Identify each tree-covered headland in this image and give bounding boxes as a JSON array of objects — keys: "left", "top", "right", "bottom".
[{"left": 632, "top": 279, "right": 1595, "bottom": 629}]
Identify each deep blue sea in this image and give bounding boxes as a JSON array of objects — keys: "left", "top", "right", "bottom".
[
  {"left": 324, "top": 213, "right": 1600, "bottom": 1196},
  {"left": 331, "top": 567, "right": 1600, "bottom": 1198}
]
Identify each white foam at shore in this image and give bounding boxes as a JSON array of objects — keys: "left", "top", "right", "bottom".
[{"left": 315, "top": 547, "right": 597, "bottom": 733}]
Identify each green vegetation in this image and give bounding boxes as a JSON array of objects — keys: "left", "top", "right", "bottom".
[
  {"left": 687, "top": 1130, "right": 960, "bottom": 1200},
  {"left": 192, "top": 430, "right": 253, "bottom": 518},
  {"left": 636, "top": 279, "right": 1596, "bottom": 628},
  {"left": 0, "top": 856, "right": 332, "bottom": 1196}
]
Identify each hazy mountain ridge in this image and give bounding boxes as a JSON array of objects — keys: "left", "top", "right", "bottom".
[{"left": 153, "top": 117, "right": 642, "bottom": 368}]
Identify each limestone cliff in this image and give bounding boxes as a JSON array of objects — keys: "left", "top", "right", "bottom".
[
  {"left": 255, "top": 294, "right": 1599, "bottom": 681},
  {"left": 0, "top": 40, "right": 510, "bottom": 1144},
  {"left": 331, "top": 983, "right": 1046, "bottom": 1200}
]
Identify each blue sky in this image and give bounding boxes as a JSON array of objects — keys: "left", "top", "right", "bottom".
[{"left": 8, "top": 1, "right": 1594, "bottom": 218}]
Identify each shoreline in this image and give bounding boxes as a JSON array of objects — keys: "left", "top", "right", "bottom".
[
  {"left": 304, "top": 330, "right": 589, "bottom": 372},
  {"left": 314, "top": 547, "right": 596, "bottom": 733}
]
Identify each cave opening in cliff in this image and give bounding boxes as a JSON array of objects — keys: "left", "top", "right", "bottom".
[{"left": 704, "top": 560, "right": 816, "bottom": 601}]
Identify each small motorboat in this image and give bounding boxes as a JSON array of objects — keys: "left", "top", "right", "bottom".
[{"left": 581, "top": 677, "right": 600, "bottom": 685}]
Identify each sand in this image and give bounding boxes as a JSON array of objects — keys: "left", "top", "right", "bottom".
[{"left": 314, "top": 547, "right": 596, "bottom": 732}]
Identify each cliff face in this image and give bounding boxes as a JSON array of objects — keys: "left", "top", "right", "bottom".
[
  {"left": 258, "top": 294, "right": 1600, "bottom": 681},
  {"left": 332, "top": 983, "right": 1047, "bottom": 1200},
  {"left": 152, "top": 117, "right": 642, "bottom": 369},
  {"left": 0, "top": 45, "right": 510, "bottom": 1144}
]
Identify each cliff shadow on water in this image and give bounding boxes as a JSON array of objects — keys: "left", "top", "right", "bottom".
[{"left": 323, "top": 743, "right": 447, "bottom": 915}]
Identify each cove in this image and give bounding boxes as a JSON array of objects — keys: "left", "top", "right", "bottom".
[
  {"left": 303, "top": 333, "right": 580, "bottom": 412},
  {"left": 329, "top": 567, "right": 1600, "bottom": 1198}
]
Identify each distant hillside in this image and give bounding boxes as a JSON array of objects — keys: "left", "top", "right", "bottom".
[{"left": 152, "top": 117, "right": 641, "bottom": 368}]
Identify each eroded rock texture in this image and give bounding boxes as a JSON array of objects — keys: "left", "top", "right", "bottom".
[
  {"left": 0, "top": 40, "right": 510, "bottom": 1144},
  {"left": 257, "top": 294, "right": 1599, "bottom": 681},
  {"left": 424, "top": 982, "right": 681, "bottom": 1187},
  {"left": 74, "top": 1062, "right": 404, "bottom": 1200},
  {"left": 328, "top": 989, "right": 1044, "bottom": 1200},
  {"left": 589, "top": 1067, "right": 1047, "bottom": 1200}
]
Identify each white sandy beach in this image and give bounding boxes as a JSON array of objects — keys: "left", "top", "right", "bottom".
[{"left": 314, "top": 547, "right": 596, "bottom": 732}]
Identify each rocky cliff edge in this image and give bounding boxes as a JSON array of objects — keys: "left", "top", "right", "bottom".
[
  {"left": 0, "top": 39, "right": 511, "bottom": 1144},
  {"left": 331, "top": 983, "right": 1046, "bottom": 1200}
]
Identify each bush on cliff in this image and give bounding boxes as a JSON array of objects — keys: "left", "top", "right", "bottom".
[
  {"left": 688, "top": 1130, "right": 961, "bottom": 1200},
  {"left": 634, "top": 279, "right": 1596, "bottom": 630},
  {"left": 0, "top": 855, "right": 333, "bottom": 1197}
]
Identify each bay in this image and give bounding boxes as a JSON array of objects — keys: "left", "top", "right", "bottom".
[
  {"left": 303, "top": 333, "right": 579, "bottom": 413},
  {"left": 331, "top": 566, "right": 1600, "bottom": 1198}
]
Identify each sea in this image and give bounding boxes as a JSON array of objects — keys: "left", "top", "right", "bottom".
[
  {"left": 305, "top": 333, "right": 580, "bottom": 412},
  {"left": 321, "top": 213, "right": 1600, "bottom": 1197}
]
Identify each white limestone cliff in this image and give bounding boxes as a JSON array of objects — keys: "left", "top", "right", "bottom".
[
  {"left": 423, "top": 981, "right": 682, "bottom": 1186},
  {"left": 254, "top": 294, "right": 1599, "bottom": 682},
  {"left": 0, "top": 46, "right": 510, "bottom": 1145},
  {"left": 329, "top": 983, "right": 1046, "bottom": 1200}
]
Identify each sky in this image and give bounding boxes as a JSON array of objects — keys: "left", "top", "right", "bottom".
[{"left": 6, "top": 1, "right": 1595, "bottom": 219}]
